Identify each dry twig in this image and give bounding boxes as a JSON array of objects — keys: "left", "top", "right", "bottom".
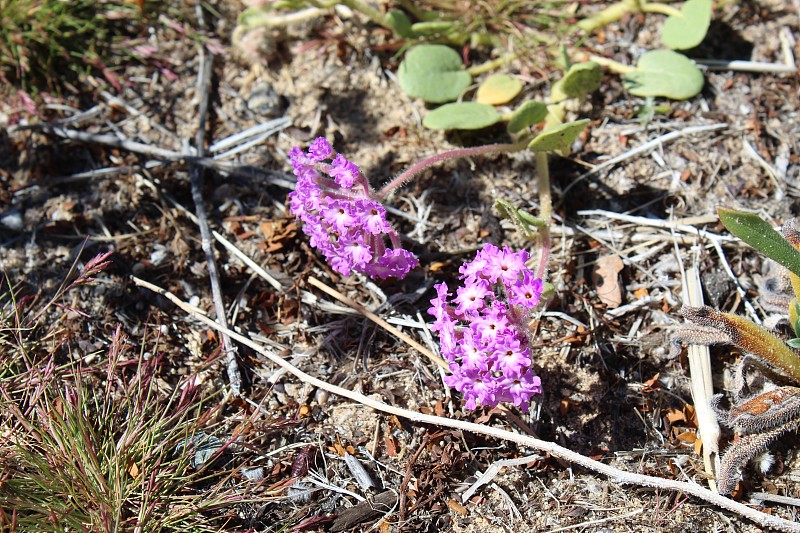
[
  {"left": 131, "top": 275, "right": 800, "bottom": 533},
  {"left": 188, "top": 5, "right": 241, "bottom": 396}
]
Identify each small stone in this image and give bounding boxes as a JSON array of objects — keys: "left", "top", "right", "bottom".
[
  {"left": 0, "top": 209, "right": 23, "bottom": 230},
  {"left": 247, "top": 82, "right": 284, "bottom": 117}
]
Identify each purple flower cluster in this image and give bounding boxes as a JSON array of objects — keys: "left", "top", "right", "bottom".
[
  {"left": 288, "top": 138, "right": 418, "bottom": 279},
  {"left": 428, "top": 244, "right": 544, "bottom": 411}
]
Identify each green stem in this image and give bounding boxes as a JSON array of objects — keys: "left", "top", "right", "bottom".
[
  {"left": 466, "top": 53, "right": 519, "bottom": 76},
  {"left": 576, "top": 0, "right": 638, "bottom": 33},
  {"left": 640, "top": 2, "right": 683, "bottom": 17},
  {"left": 376, "top": 142, "right": 525, "bottom": 200},
  {"left": 588, "top": 54, "right": 637, "bottom": 75}
]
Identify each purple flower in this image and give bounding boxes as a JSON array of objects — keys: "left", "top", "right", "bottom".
[
  {"left": 507, "top": 270, "right": 544, "bottom": 309},
  {"left": 288, "top": 138, "right": 418, "bottom": 279},
  {"left": 428, "top": 244, "right": 544, "bottom": 412}
]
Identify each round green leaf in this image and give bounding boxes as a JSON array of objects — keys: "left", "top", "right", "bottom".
[
  {"left": 507, "top": 101, "right": 547, "bottom": 134},
  {"left": 422, "top": 102, "right": 501, "bottom": 130},
  {"left": 623, "top": 50, "right": 704, "bottom": 100},
  {"left": 528, "top": 119, "right": 590, "bottom": 153},
  {"left": 476, "top": 74, "right": 523, "bottom": 105},
  {"left": 662, "top": 0, "right": 712, "bottom": 50},
  {"left": 398, "top": 45, "right": 472, "bottom": 103},
  {"left": 559, "top": 61, "right": 603, "bottom": 99}
]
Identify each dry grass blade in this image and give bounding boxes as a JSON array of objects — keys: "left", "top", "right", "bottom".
[{"left": 684, "top": 265, "right": 721, "bottom": 490}]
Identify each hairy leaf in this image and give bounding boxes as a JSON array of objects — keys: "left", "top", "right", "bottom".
[
  {"left": 410, "top": 21, "right": 456, "bottom": 35},
  {"left": 551, "top": 62, "right": 602, "bottom": 102},
  {"left": 682, "top": 306, "right": 800, "bottom": 382},
  {"left": 494, "top": 199, "right": 545, "bottom": 240},
  {"left": 384, "top": 10, "right": 414, "bottom": 38}
]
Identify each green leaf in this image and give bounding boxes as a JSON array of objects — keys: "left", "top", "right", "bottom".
[
  {"left": 528, "top": 119, "right": 590, "bottom": 153},
  {"left": 507, "top": 101, "right": 548, "bottom": 134},
  {"left": 662, "top": 0, "right": 712, "bottom": 50},
  {"left": 551, "top": 62, "right": 603, "bottom": 102},
  {"left": 787, "top": 338, "right": 800, "bottom": 349},
  {"left": 422, "top": 102, "right": 501, "bottom": 130},
  {"left": 623, "top": 50, "right": 704, "bottom": 100},
  {"left": 397, "top": 45, "right": 472, "bottom": 103},
  {"left": 384, "top": 10, "right": 414, "bottom": 38},
  {"left": 718, "top": 208, "right": 800, "bottom": 279},
  {"left": 476, "top": 74, "right": 523, "bottom": 105},
  {"left": 410, "top": 21, "right": 456, "bottom": 35}
]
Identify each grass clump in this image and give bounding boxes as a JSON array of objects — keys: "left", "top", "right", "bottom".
[
  {"left": 0, "top": 253, "right": 240, "bottom": 531},
  {"left": 0, "top": 0, "right": 139, "bottom": 97}
]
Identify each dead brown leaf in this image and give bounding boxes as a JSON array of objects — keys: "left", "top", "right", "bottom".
[{"left": 594, "top": 254, "right": 624, "bottom": 308}]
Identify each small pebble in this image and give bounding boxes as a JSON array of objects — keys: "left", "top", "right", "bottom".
[
  {"left": 0, "top": 209, "right": 24, "bottom": 230},
  {"left": 314, "top": 388, "right": 330, "bottom": 405},
  {"left": 247, "top": 82, "right": 284, "bottom": 117}
]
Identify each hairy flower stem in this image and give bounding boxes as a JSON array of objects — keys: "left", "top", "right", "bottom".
[
  {"left": 535, "top": 151, "right": 552, "bottom": 279},
  {"left": 376, "top": 142, "right": 525, "bottom": 200}
]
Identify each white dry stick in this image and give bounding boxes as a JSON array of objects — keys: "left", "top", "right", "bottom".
[
  {"left": 684, "top": 265, "right": 721, "bottom": 491},
  {"left": 167, "top": 196, "right": 284, "bottom": 292},
  {"left": 576, "top": 209, "right": 737, "bottom": 244},
  {"left": 694, "top": 59, "right": 798, "bottom": 74},
  {"left": 208, "top": 117, "right": 292, "bottom": 155},
  {"left": 189, "top": 5, "right": 241, "bottom": 396},
  {"left": 545, "top": 508, "right": 645, "bottom": 533},
  {"left": 132, "top": 275, "right": 800, "bottom": 533}
]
